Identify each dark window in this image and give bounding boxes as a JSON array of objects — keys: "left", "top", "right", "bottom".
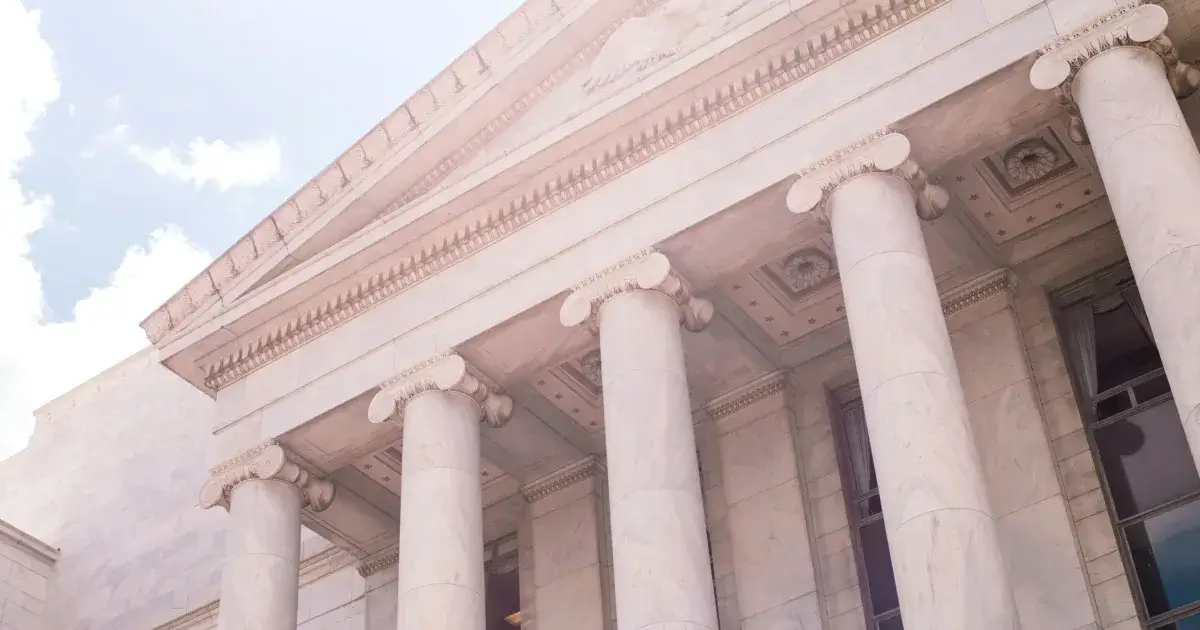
[
  {"left": 833, "top": 389, "right": 903, "bottom": 629},
  {"left": 485, "top": 564, "right": 521, "bottom": 630},
  {"left": 1055, "top": 269, "right": 1200, "bottom": 628}
]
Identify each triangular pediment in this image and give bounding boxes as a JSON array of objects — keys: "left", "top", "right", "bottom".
[{"left": 140, "top": 0, "right": 653, "bottom": 347}]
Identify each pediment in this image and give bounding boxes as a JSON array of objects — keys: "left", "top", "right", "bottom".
[
  {"left": 139, "top": 0, "right": 649, "bottom": 348},
  {"left": 451, "top": 0, "right": 780, "bottom": 181}
]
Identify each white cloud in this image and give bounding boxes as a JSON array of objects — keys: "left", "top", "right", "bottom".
[
  {"left": 0, "top": 0, "right": 212, "bottom": 460},
  {"left": 105, "top": 94, "right": 121, "bottom": 110},
  {"left": 129, "top": 136, "right": 282, "bottom": 191},
  {"left": 79, "top": 122, "right": 129, "bottom": 158}
]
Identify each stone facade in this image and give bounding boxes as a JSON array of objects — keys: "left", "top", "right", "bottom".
[
  {"left": 5, "top": 0, "right": 1200, "bottom": 628},
  {"left": 0, "top": 519, "right": 56, "bottom": 630}
]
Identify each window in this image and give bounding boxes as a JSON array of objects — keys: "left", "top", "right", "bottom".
[
  {"left": 1055, "top": 267, "right": 1200, "bottom": 628},
  {"left": 832, "top": 386, "right": 903, "bottom": 629},
  {"left": 484, "top": 559, "right": 521, "bottom": 630}
]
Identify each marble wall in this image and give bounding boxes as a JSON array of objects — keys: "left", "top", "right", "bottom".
[
  {"left": 0, "top": 518, "right": 56, "bottom": 630},
  {"left": 0, "top": 350, "right": 226, "bottom": 630}
]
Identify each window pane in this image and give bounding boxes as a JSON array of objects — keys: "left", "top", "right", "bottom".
[
  {"left": 1094, "top": 303, "right": 1163, "bottom": 392},
  {"left": 858, "top": 494, "right": 883, "bottom": 520},
  {"left": 1124, "top": 498, "right": 1200, "bottom": 617},
  {"left": 1135, "top": 373, "right": 1172, "bottom": 404},
  {"left": 860, "top": 519, "right": 900, "bottom": 616},
  {"left": 485, "top": 568, "right": 521, "bottom": 630},
  {"left": 1093, "top": 401, "right": 1200, "bottom": 519},
  {"left": 1096, "top": 391, "right": 1134, "bottom": 421},
  {"left": 878, "top": 615, "right": 904, "bottom": 630}
]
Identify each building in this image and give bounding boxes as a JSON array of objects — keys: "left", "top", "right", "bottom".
[{"left": 2, "top": 0, "right": 1200, "bottom": 628}]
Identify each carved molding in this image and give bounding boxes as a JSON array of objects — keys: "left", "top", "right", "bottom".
[
  {"left": 559, "top": 250, "right": 714, "bottom": 332},
  {"left": 786, "top": 132, "right": 949, "bottom": 225},
  {"left": 703, "top": 372, "right": 788, "bottom": 421},
  {"left": 521, "top": 455, "right": 604, "bottom": 503},
  {"left": 199, "top": 439, "right": 335, "bottom": 512},
  {"left": 197, "top": 0, "right": 953, "bottom": 391},
  {"left": 366, "top": 353, "right": 514, "bottom": 427},
  {"left": 1030, "top": 2, "right": 1200, "bottom": 145},
  {"left": 940, "top": 268, "right": 1019, "bottom": 317},
  {"left": 356, "top": 549, "right": 400, "bottom": 578}
]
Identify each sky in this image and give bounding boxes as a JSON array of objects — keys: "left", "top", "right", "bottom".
[{"left": 0, "top": 0, "right": 526, "bottom": 460}]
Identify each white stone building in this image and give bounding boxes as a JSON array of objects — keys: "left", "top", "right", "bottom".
[{"left": 2, "top": 0, "right": 1200, "bottom": 628}]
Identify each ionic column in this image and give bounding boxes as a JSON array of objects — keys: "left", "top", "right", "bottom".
[
  {"left": 368, "top": 353, "right": 514, "bottom": 630},
  {"left": 1031, "top": 2, "right": 1200, "bottom": 467},
  {"left": 560, "top": 251, "right": 718, "bottom": 630},
  {"left": 200, "top": 440, "right": 335, "bottom": 630},
  {"left": 787, "top": 133, "right": 1018, "bottom": 628}
]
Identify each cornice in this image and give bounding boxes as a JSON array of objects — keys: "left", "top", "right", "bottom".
[
  {"left": 559, "top": 250, "right": 713, "bottom": 333},
  {"left": 142, "top": 0, "right": 663, "bottom": 346},
  {"left": 0, "top": 518, "right": 57, "bottom": 566},
  {"left": 521, "top": 455, "right": 604, "bottom": 503},
  {"left": 703, "top": 371, "right": 789, "bottom": 421},
  {"left": 1030, "top": 2, "right": 1200, "bottom": 144},
  {"left": 356, "top": 548, "right": 400, "bottom": 578},
  {"left": 940, "top": 268, "right": 1019, "bottom": 317},
  {"left": 366, "top": 353, "right": 514, "bottom": 427},
  {"left": 199, "top": 440, "right": 336, "bottom": 512},
  {"left": 199, "top": 0, "right": 952, "bottom": 391}
]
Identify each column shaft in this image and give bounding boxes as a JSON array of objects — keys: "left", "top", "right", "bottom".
[
  {"left": 217, "top": 479, "right": 303, "bottom": 630},
  {"left": 396, "top": 389, "right": 486, "bottom": 630},
  {"left": 1075, "top": 45, "right": 1200, "bottom": 461},
  {"left": 599, "top": 289, "right": 718, "bottom": 630},
  {"left": 830, "top": 172, "right": 1017, "bottom": 628}
]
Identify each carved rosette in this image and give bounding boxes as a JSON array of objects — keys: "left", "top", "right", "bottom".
[
  {"left": 786, "top": 132, "right": 949, "bottom": 223},
  {"left": 367, "top": 353, "right": 514, "bottom": 428},
  {"left": 1030, "top": 2, "right": 1200, "bottom": 145},
  {"left": 559, "top": 250, "right": 714, "bottom": 332},
  {"left": 199, "top": 440, "right": 335, "bottom": 512}
]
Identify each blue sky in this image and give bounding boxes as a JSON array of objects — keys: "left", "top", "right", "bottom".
[{"left": 0, "top": 0, "right": 525, "bottom": 458}]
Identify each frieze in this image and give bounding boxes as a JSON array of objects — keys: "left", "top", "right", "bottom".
[{"left": 199, "top": 0, "right": 953, "bottom": 391}]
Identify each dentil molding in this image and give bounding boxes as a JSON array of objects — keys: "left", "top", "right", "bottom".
[
  {"left": 703, "top": 371, "right": 789, "bottom": 421},
  {"left": 560, "top": 250, "right": 714, "bottom": 332},
  {"left": 1030, "top": 2, "right": 1200, "bottom": 144},
  {"left": 199, "top": 439, "right": 335, "bottom": 512},
  {"left": 786, "top": 131, "right": 949, "bottom": 225},
  {"left": 940, "top": 268, "right": 1018, "bottom": 317},
  {"left": 196, "top": 0, "right": 953, "bottom": 392},
  {"left": 521, "top": 455, "right": 605, "bottom": 503},
  {"left": 367, "top": 353, "right": 514, "bottom": 427}
]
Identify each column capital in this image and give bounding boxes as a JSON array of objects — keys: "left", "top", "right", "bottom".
[
  {"left": 786, "top": 131, "right": 948, "bottom": 224},
  {"left": 559, "top": 250, "right": 714, "bottom": 332},
  {"left": 367, "top": 352, "right": 514, "bottom": 427},
  {"left": 199, "top": 439, "right": 335, "bottom": 511},
  {"left": 1030, "top": 2, "right": 1200, "bottom": 144}
]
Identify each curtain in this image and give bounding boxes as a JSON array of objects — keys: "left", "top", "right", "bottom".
[
  {"left": 1120, "top": 286, "right": 1156, "bottom": 342},
  {"left": 843, "top": 404, "right": 875, "bottom": 495},
  {"left": 1063, "top": 305, "right": 1099, "bottom": 399}
]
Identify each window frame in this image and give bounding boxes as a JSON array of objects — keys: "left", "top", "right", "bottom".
[
  {"left": 829, "top": 384, "right": 903, "bottom": 630},
  {"left": 1052, "top": 263, "right": 1200, "bottom": 629}
]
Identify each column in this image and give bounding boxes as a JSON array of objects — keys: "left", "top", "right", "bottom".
[
  {"left": 1031, "top": 2, "right": 1200, "bottom": 468},
  {"left": 787, "top": 133, "right": 1018, "bottom": 628},
  {"left": 200, "top": 440, "right": 336, "bottom": 630},
  {"left": 367, "top": 353, "right": 514, "bottom": 630},
  {"left": 560, "top": 251, "right": 719, "bottom": 630},
  {"left": 521, "top": 456, "right": 613, "bottom": 630}
]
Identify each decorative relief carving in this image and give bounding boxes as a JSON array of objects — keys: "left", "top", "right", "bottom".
[
  {"left": 367, "top": 353, "right": 514, "bottom": 427},
  {"left": 583, "top": 0, "right": 757, "bottom": 93},
  {"left": 559, "top": 250, "right": 713, "bottom": 332},
  {"left": 786, "top": 132, "right": 949, "bottom": 224},
  {"left": 199, "top": 440, "right": 335, "bottom": 512},
  {"left": 1030, "top": 2, "right": 1200, "bottom": 145},
  {"left": 578, "top": 350, "right": 603, "bottom": 389},
  {"left": 521, "top": 456, "right": 604, "bottom": 503},
  {"left": 940, "top": 269, "right": 1018, "bottom": 317},
  {"left": 198, "top": 0, "right": 953, "bottom": 391},
  {"left": 1003, "top": 140, "right": 1058, "bottom": 183}
]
